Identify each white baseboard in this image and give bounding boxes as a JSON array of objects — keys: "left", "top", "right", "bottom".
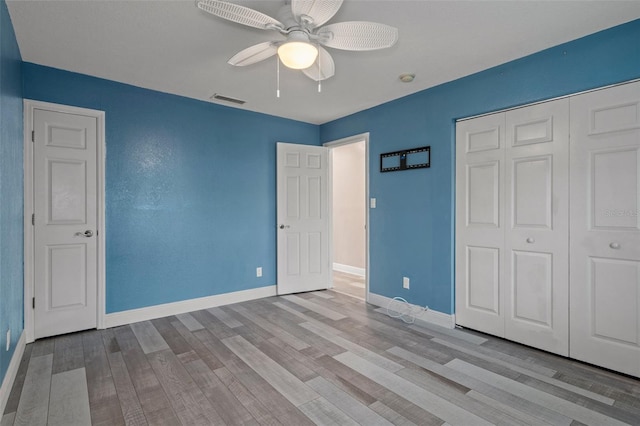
[
  {"left": 367, "top": 292, "right": 455, "bottom": 329},
  {"left": 0, "top": 331, "right": 26, "bottom": 416},
  {"left": 333, "top": 263, "right": 365, "bottom": 277},
  {"left": 104, "top": 285, "right": 276, "bottom": 328}
]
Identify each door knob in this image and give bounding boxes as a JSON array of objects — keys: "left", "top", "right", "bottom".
[
  {"left": 609, "top": 242, "right": 621, "bottom": 249},
  {"left": 76, "top": 230, "right": 93, "bottom": 237},
  {"left": 526, "top": 237, "right": 535, "bottom": 244},
  {"left": 279, "top": 224, "right": 290, "bottom": 229}
]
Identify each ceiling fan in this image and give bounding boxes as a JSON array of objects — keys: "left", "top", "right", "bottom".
[{"left": 196, "top": 0, "right": 399, "bottom": 82}]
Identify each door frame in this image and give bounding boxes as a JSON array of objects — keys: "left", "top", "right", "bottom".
[
  {"left": 23, "top": 100, "right": 106, "bottom": 343},
  {"left": 324, "top": 133, "right": 370, "bottom": 302}
]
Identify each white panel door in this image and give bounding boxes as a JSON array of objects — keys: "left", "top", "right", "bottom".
[
  {"left": 277, "top": 143, "right": 330, "bottom": 294},
  {"left": 570, "top": 81, "right": 640, "bottom": 377},
  {"left": 456, "top": 114, "right": 506, "bottom": 337},
  {"left": 504, "top": 99, "right": 569, "bottom": 355},
  {"left": 33, "top": 108, "right": 98, "bottom": 339}
]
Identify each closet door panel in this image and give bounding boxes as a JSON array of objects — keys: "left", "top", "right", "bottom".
[
  {"left": 505, "top": 98, "right": 569, "bottom": 356},
  {"left": 456, "top": 114, "right": 506, "bottom": 337},
  {"left": 570, "top": 81, "right": 640, "bottom": 377}
]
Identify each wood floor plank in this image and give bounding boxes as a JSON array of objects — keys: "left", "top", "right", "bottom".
[
  {"left": 0, "top": 413, "right": 15, "bottom": 426},
  {"left": 82, "top": 331, "right": 125, "bottom": 426},
  {"left": 388, "top": 345, "right": 573, "bottom": 425},
  {"left": 101, "top": 329, "right": 121, "bottom": 354},
  {"left": 113, "top": 326, "right": 180, "bottom": 426},
  {"left": 47, "top": 367, "right": 92, "bottom": 426},
  {"left": 107, "top": 351, "right": 148, "bottom": 426},
  {"left": 170, "top": 320, "right": 224, "bottom": 371},
  {"left": 447, "top": 358, "right": 630, "bottom": 426},
  {"left": 194, "top": 329, "right": 312, "bottom": 425},
  {"left": 335, "top": 351, "right": 494, "bottom": 425},
  {"left": 129, "top": 321, "right": 170, "bottom": 354},
  {"left": 2, "top": 342, "right": 33, "bottom": 415},
  {"left": 14, "top": 353, "right": 52, "bottom": 426},
  {"left": 314, "top": 353, "right": 444, "bottom": 426},
  {"left": 432, "top": 337, "right": 614, "bottom": 405},
  {"left": 208, "top": 307, "right": 244, "bottom": 329},
  {"left": 300, "top": 321, "right": 405, "bottom": 372},
  {"left": 309, "top": 290, "right": 334, "bottom": 299},
  {"left": 151, "top": 316, "right": 192, "bottom": 355},
  {"left": 182, "top": 359, "right": 258, "bottom": 426},
  {"left": 368, "top": 401, "right": 418, "bottom": 426},
  {"left": 281, "top": 295, "right": 347, "bottom": 320},
  {"left": 229, "top": 304, "right": 310, "bottom": 351},
  {"left": 147, "top": 349, "right": 226, "bottom": 425},
  {"left": 29, "top": 338, "right": 54, "bottom": 358},
  {"left": 175, "top": 312, "right": 204, "bottom": 331},
  {"left": 214, "top": 366, "right": 280, "bottom": 426},
  {"left": 52, "top": 332, "right": 85, "bottom": 374},
  {"left": 222, "top": 335, "right": 319, "bottom": 407},
  {"left": 298, "top": 397, "right": 359, "bottom": 426},
  {"left": 306, "top": 376, "right": 393, "bottom": 425},
  {"left": 396, "top": 367, "right": 533, "bottom": 426}
]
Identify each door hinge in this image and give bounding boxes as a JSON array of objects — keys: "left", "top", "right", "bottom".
[
  {"left": 31, "top": 131, "right": 35, "bottom": 142},
  {"left": 32, "top": 297, "right": 35, "bottom": 309},
  {"left": 32, "top": 214, "right": 35, "bottom": 226}
]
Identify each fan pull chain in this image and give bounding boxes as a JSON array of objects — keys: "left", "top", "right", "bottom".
[
  {"left": 317, "top": 46, "right": 322, "bottom": 93},
  {"left": 276, "top": 57, "right": 281, "bottom": 98}
]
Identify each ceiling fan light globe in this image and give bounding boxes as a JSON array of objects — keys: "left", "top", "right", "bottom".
[{"left": 278, "top": 42, "right": 318, "bottom": 69}]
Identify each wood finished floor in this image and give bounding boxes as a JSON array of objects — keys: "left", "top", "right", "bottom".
[
  {"left": 3, "top": 290, "right": 640, "bottom": 426},
  {"left": 332, "top": 271, "right": 365, "bottom": 300}
]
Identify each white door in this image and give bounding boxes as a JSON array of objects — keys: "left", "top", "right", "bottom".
[
  {"left": 455, "top": 114, "right": 506, "bottom": 337},
  {"left": 569, "top": 81, "right": 640, "bottom": 377},
  {"left": 277, "top": 143, "right": 330, "bottom": 294},
  {"left": 33, "top": 108, "right": 98, "bottom": 339},
  {"left": 504, "top": 99, "right": 569, "bottom": 355}
]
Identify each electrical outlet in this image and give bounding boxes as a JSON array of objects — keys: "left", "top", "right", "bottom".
[
  {"left": 403, "top": 277, "right": 410, "bottom": 289},
  {"left": 370, "top": 198, "right": 377, "bottom": 208},
  {"left": 6, "top": 329, "right": 10, "bottom": 351},
  {"left": 256, "top": 267, "right": 262, "bottom": 277}
]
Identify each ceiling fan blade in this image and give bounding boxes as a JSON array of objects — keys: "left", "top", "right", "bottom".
[
  {"left": 197, "top": 0, "right": 283, "bottom": 30},
  {"left": 228, "top": 42, "right": 278, "bottom": 66},
  {"left": 291, "top": 0, "right": 343, "bottom": 28},
  {"left": 317, "top": 21, "right": 398, "bottom": 51},
  {"left": 302, "top": 46, "right": 335, "bottom": 81}
]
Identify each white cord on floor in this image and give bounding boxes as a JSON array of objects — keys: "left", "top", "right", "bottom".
[{"left": 386, "top": 296, "right": 429, "bottom": 324}]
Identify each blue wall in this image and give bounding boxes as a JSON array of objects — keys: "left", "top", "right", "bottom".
[
  {"left": 0, "top": 0, "right": 23, "bottom": 386},
  {"left": 22, "top": 65, "right": 319, "bottom": 313},
  {"left": 320, "top": 19, "right": 640, "bottom": 315}
]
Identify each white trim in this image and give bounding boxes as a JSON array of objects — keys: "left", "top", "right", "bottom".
[
  {"left": 324, "top": 133, "right": 370, "bottom": 302},
  {"left": 23, "top": 100, "right": 107, "bottom": 343},
  {"left": 367, "top": 292, "right": 456, "bottom": 329},
  {"left": 0, "top": 331, "right": 26, "bottom": 415},
  {"left": 104, "top": 285, "right": 276, "bottom": 328},
  {"left": 458, "top": 77, "right": 640, "bottom": 122},
  {"left": 333, "top": 262, "right": 365, "bottom": 277}
]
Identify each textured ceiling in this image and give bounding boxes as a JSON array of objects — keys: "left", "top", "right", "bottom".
[{"left": 7, "top": 0, "right": 640, "bottom": 124}]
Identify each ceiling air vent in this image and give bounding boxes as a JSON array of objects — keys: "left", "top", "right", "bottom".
[{"left": 211, "top": 93, "right": 246, "bottom": 105}]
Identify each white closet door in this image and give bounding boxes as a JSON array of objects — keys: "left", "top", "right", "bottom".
[
  {"left": 456, "top": 114, "right": 506, "bottom": 337},
  {"left": 504, "top": 99, "right": 569, "bottom": 355},
  {"left": 570, "top": 81, "right": 640, "bottom": 377}
]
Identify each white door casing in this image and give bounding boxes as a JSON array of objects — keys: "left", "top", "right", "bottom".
[
  {"left": 569, "top": 81, "right": 640, "bottom": 377},
  {"left": 277, "top": 143, "right": 330, "bottom": 295},
  {"left": 504, "top": 99, "right": 569, "bottom": 356},
  {"left": 455, "top": 113, "right": 506, "bottom": 337},
  {"left": 25, "top": 101, "right": 105, "bottom": 341}
]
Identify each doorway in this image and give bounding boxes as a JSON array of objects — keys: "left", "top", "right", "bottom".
[{"left": 325, "top": 134, "right": 369, "bottom": 300}]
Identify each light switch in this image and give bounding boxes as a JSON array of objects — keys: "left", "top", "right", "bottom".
[{"left": 370, "top": 198, "right": 377, "bottom": 208}]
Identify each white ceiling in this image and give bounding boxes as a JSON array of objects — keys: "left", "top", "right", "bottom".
[{"left": 7, "top": 1, "right": 640, "bottom": 124}]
